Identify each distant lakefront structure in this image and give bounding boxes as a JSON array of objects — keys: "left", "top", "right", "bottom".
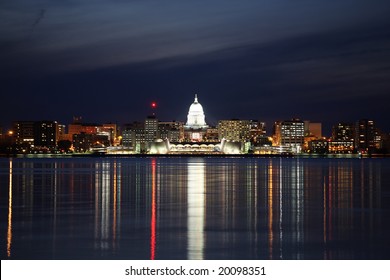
[{"left": 0, "top": 94, "right": 389, "bottom": 155}]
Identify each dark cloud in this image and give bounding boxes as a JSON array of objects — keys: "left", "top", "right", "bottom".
[{"left": 1, "top": 1, "right": 390, "bottom": 134}]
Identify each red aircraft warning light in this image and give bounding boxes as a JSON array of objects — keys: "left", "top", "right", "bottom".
[{"left": 151, "top": 102, "right": 157, "bottom": 108}]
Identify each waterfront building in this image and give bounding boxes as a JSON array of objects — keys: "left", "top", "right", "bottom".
[
  {"left": 14, "top": 121, "right": 35, "bottom": 147},
  {"left": 204, "top": 127, "right": 219, "bottom": 142},
  {"left": 158, "top": 121, "right": 184, "bottom": 142},
  {"left": 57, "top": 124, "right": 66, "bottom": 142},
  {"left": 332, "top": 123, "right": 354, "bottom": 141},
  {"left": 102, "top": 123, "right": 118, "bottom": 145},
  {"left": 145, "top": 115, "right": 158, "bottom": 148},
  {"left": 122, "top": 122, "right": 145, "bottom": 150},
  {"left": 218, "top": 119, "right": 251, "bottom": 141},
  {"left": 184, "top": 94, "right": 208, "bottom": 141},
  {"left": 72, "top": 133, "right": 110, "bottom": 153},
  {"left": 68, "top": 116, "right": 102, "bottom": 136},
  {"left": 304, "top": 121, "right": 322, "bottom": 138},
  {"left": 273, "top": 119, "right": 305, "bottom": 153},
  {"left": 249, "top": 120, "right": 267, "bottom": 145},
  {"left": 355, "top": 119, "right": 380, "bottom": 152},
  {"left": 308, "top": 139, "right": 329, "bottom": 154},
  {"left": 328, "top": 140, "right": 354, "bottom": 154},
  {"left": 34, "top": 120, "right": 57, "bottom": 148}
]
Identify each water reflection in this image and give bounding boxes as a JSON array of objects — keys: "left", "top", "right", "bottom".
[
  {"left": 150, "top": 159, "right": 156, "bottom": 260},
  {"left": 187, "top": 158, "right": 205, "bottom": 259},
  {"left": 7, "top": 159, "right": 13, "bottom": 257},
  {"left": 0, "top": 157, "right": 388, "bottom": 260}
]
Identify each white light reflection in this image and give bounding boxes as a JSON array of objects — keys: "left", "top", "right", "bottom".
[
  {"left": 187, "top": 158, "right": 205, "bottom": 260},
  {"left": 95, "top": 161, "right": 111, "bottom": 249}
]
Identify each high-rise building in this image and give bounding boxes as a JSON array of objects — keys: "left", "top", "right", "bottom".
[
  {"left": 304, "top": 121, "right": 322, "bottom": 138},
  {"left": 273, "top": 119, "right": 304, "bottom": 153},
  {"left": 34, "top": 121, "right": 57, "bottom": 148},
  {"left": 57, "top": 124, "right": 66, "bottom": 141},
  {"left": 249, "top": 120, "right": 266, "bottom": 144},
  {"left": 332, "top": 123, "right": 354, "bottom": 141},
  {"left": 14, "top": 121, "right": 35, "bottom": 147},
  {"left": 145, "top": 115, "right": 158, "bottom": 147},
  {"left": 355, "top": 119, "right": 379, "bottom": 152},
  {"left": 122, "top": 121, "right": 145, "bottom": 153},
  {"left": 218, "top": 119, "right": 251, "bottom": 141},
  {"left": 102, "top": 123, "right": 118, "bottom": 145},
  {"left": 158, "top": 121, "right": 184, "bottom": 142}
]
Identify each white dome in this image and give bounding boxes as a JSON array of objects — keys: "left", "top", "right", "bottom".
[{"left": 185, "top": 94, "right": 208, "bottom": 129}]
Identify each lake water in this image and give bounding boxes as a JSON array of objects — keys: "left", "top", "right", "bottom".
[{"left": 1, "top": 156, "right": 390, "bottom": 260}]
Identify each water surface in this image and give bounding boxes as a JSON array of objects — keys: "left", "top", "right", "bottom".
[{"left": 1, "top": 157, "right": 389, "bottom": 259}]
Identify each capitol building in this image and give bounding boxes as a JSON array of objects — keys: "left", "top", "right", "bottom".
[
  {"left": 184, "top": 94, "right": 208, "bottom": 142},
  {"left": 148, "top": 94, "right": 242, "bottom": 154}
]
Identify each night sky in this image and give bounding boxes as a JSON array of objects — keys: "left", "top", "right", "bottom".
[{"left": 1, "top": 0, "right": 390, "bottom": 135}]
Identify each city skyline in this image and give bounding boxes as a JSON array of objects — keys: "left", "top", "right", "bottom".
[{"left": 1, "top": 1, "right": 390, "bottom": 132}]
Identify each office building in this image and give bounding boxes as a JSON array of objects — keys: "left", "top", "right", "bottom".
[
  {"left": 218, "top": 119, "right": 251, "bottom": 141},
  {"left": 273, "top": 119, "right": 304, "bottom": 153}
]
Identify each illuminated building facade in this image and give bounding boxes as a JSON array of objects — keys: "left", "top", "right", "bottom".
[
  {"left": 249, "top": 120, "right": 266, "bottom": 143},
  {"left": 332, "top": 123, "right": 354, "bottom": 141},
  {"left": 184, "top": 94, "right": 208, "bottom": 142},
  {"left": 218, "top": 119, "right": 251, "bottom": 141},
  {"left": 304, "top": 121, "right": 322, "bottom": 138},
  {"left": 355, "top": 119, "right": 380, "bottom": 152},
  {"left": 308, "top": 139, "right": 328, "bottom": 154},
  {"left": 102, "top": 123, "right": 118, "bottom": 145},
  {"left": 158, "top": 121, "right": 184, "bottom": 142},
  {"left": 72, "top": 133, "right": 110, "bottom": 153},
  {"left": 273, "top": 119, "right": 305, "bottom": 153},
  {"left": 14, "top": 121, "right": 35, "bottom": 147},
  {"left": 145, "top": 115, "right": 158, "bottom": 148},
  {"left": 204, "top": 127, "right": 219, "bottom": 142},
  {"left": 34, "top": 121, "right": 57, "bottom": 148},
  {"left": 328, "top": 140, "right": 354, "bottom": 154},
  {"left": 122, "top": 121, "right": 145, "bottom": 150}
]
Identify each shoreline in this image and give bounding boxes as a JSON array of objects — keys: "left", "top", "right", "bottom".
[{"left": 1, "top": 153, "right": 390, "bottom": 158}]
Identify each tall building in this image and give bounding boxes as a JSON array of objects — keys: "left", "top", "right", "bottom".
[
  {"left": 249, "top": 120, "right": 267, "bottom": 145},
  {"left": 145, "top": 115, "right": 158, "bottom": 147},
  {"left": 57, "top": 124, "right": 66, "bottom": 142},
  {"left": 158, "top": 121, "right": 184, "bottom": 142},
  {"left": 34, "top": 121, "right": 57, "bottom": 148},
  {"left": 332, "top": 123, "right": 354, "bottom": 141},
  {"left": 355, "top": 119, "right": 379, "bottom": 152},
  {"left": 14, "top": 121, "right": 35, "bottom": 147},
  {"left": 184, "top": 94, "right": 208, "bottom": 141},
  {"left": 218, "top": 119, "right": 251, "bottom": 142},
  {"left": 122, "top": 122, "right": 145, "bottom": 149},
  {"left": 273, "top": 119, "right": 304, "bottom": 153},
  {"left": 102, "top": 123, "right": 118, "bottom": 145},
  {"left": 304, "top": 121, "right": 322, "bottom": 138}
]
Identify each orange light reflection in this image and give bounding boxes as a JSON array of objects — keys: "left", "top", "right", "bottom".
[
  {"left": 268, "top": 161, "right": 273, "bottom": 259},
  {"left": 7, "top": 159, "right": 13, "bottom": 257}
]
